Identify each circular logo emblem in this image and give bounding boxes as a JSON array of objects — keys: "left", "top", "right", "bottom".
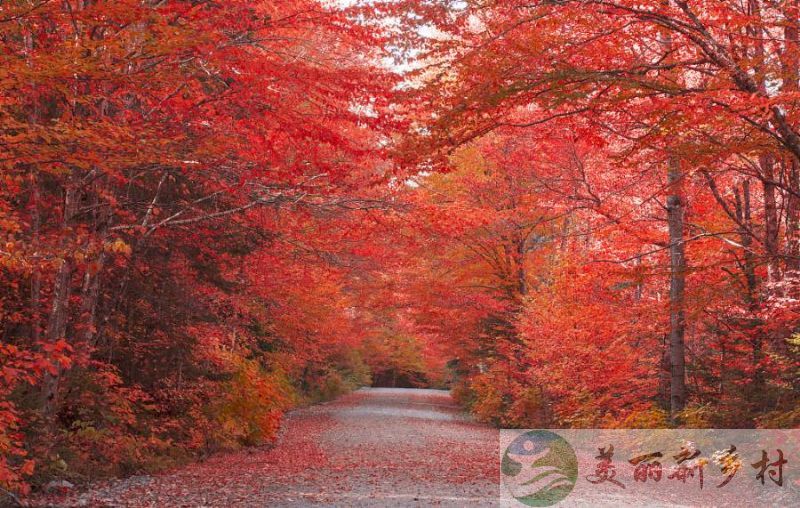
[{"left": 502, "top": 430, "right": 578, "bottom": 506}]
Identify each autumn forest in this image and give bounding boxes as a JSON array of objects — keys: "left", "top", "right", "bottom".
[{"left": 1, "top": 0, "right": 800, "bottom": 500}]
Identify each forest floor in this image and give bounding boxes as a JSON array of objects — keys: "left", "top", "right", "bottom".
[{"left": 35, "top": 388, "right": 500, "bottom": 507}]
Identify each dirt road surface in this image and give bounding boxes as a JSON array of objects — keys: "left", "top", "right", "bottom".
[{"left": 40, "top": 388, "right": 500, "bottom": 507}]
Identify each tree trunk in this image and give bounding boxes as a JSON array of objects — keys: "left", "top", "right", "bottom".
[
  {"left": 734, "top": 181, "right": 765, "bottom": 393},
  {"left": 658, "top": 333, "right": 670, "bottom": 409},
  {"left": 783, "top": 3, "right": 800, "bottom": 272},
  {"left": 41, "top": 183, "right": 77, "bottom": 417},
  {"left": 77, "top": 250, "right": 106, "bottom": 349},
  {"left": 76, "top": 180, "right": 110, "bottom": 353},
  {"left": 25, "top": 28, "right": 42, "bottom": 345},
  {"left": 29, "top": 169, "right": 42, "bottom": 344},
  {"left": 760, "top": 154, "right": 782, "bottom": 282},
  {"left": 787, "top": 157, "right": 800, "bottom": 272},
  {"left": 655, "top": 12, "right": 688, "bottom": 419},
  {"left": 516, "top": 231, "right": 527, "bottom": 298},
  {"left": 733, "top": 181, "right": 758, "bottom": 301},
  {"left": 667, "top": 156, "right": 687, "bottom": 418},
  {"left": 746, "top": 0, "right": 782, "bottom": 282}
]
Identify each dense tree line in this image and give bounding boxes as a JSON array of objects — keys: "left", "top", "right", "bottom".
[
  {"left": 383, "top": 0, "right": 800, "bottom": 429},
  {"left": 0, "top": 0, "right": 412, "bottom": 495}
]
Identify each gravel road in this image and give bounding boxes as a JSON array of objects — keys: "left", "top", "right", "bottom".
[{"left": 40, "top": 388, "right": 500, "bottom": 507}]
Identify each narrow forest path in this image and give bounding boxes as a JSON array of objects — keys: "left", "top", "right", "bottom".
[{"left": 45, "top": 388, "right": 500, "bottom": 507}]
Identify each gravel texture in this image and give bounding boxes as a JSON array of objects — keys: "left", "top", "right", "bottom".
[{"left": 34, "top": 388, "right": 500, "bottom": 507}]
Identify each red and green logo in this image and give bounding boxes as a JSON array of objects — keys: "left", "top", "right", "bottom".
[{"left": 502, "top": 430, "right": 578, "bottom": 506}]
